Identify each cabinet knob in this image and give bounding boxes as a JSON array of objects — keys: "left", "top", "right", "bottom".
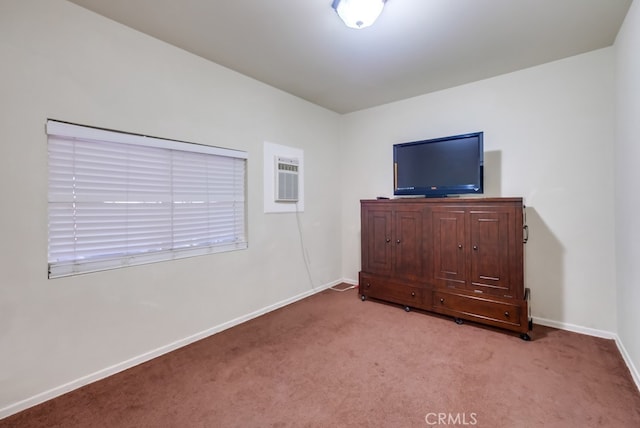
[
  {"left": 411, "top": 292, "right": 415, "bottom": 297},
  {"left": 458, "top": 244, "right": 462, "bottom": 249},
  {"left": 385, "top": 238, "right": 391, "bottom": 243},
  {"left": 440, "top": 298, "right": 445, "bottom": 304},
  {"left": 366, "top": 283, "right": 371, "bottom": 288},
  {"left": 473, "top": 245, "right": 478, "bottom": 250},
  {"left": 504, "top": 311, "right": 510, "bottom": 317},
  {"left": 396, "top": 239, "right": 401, "bottom": 244}
]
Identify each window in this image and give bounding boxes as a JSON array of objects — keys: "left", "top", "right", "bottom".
[{"left": 47, "top": 120, "right": 247, "bottom": 279}]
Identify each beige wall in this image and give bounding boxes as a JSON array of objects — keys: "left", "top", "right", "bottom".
[
  {"left": 615, "top": 0, "right": 640, "bottom": 387},
  {"left": 339, "top": 48, "right": 617, "bottom": 335},
  {"left": 0, "top": 0, "right": 341, "bottom": 414}
]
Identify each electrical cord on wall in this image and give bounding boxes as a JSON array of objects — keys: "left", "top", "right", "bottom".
[
  {"left": 294, "top": 202, "right": 356, "bottom": 293},
  {"left": 295, "top": 201, "right": 317, "bottom": 290}
]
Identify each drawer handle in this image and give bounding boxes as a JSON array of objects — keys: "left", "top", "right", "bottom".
[
  {"left": 504, "top": 311, "right": 510, "bottom": 317},
  {"left": 366, "top": 283, "right": 371, "bottom": 288},
  {"left": 411, "top": 292, "right": 415, "bottom": 297},
  {"left": 440, "top": 298, "right": 445, "bottom": 304}
]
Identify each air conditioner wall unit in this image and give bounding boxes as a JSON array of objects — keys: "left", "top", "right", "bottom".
[{"left": 275, "top": 156, "right": 299, "bottom": 202}]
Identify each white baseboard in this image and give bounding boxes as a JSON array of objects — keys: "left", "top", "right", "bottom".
[
  {"left": 533, "top": 316, "right": 617, "bottom": 339},
  {"left": 0, "top": 279, "right": 343, "bottom": 421},
  {"left": 533, "top": 316, "right": 640, "bottom": 392},
  {"left": 613, "top": 334, "right": 640, "bottom": 393}
]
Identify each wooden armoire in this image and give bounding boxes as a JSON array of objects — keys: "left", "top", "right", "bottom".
[{"left": 359, "top": 197, "right": 532, "bottom": 340}]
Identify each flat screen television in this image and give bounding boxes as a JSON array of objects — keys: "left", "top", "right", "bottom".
[{"left": 393, "top": 132, "right": 484, "bottom": 198}]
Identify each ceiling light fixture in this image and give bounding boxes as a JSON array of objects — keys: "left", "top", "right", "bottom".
[{"left": 332, "top": 0, "right": 386, "bottom": 29}]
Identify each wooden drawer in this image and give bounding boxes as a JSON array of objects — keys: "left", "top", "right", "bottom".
[
  {"left": 433, "top": 291, "right": 523, "bottom": 330},
  {"left": 360, "top": 274, "right": 423, "bottom": 308}
]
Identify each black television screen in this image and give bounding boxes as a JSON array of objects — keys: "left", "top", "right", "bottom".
[{"left": 393, "top": 132, "right": 484, "bottom": 197}]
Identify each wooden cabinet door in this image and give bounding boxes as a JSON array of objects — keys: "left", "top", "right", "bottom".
[
  {"left": 469, "top": 207, "right": 518, "bottom": 297},
  {"left": 432, "top": 208, "right": 467, "bottom": 289},
  {"left": 361, "top": 205, "right": 392, "bottom": 275},
  {"left": 393, "top": 207, "right": 424, "bottom": 280}
]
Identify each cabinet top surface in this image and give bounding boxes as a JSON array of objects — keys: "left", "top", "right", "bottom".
[{"left": 361, "top": 197, "right": 523, "bottom": 204}]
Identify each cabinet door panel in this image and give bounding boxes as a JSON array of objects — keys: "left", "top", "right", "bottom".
[
  {"left": 362, "top": 208, "right": 392, "bottom": 275},
  {"left": 469, "top": 209, "right": 513, "bottom": 296},
  {"left": 432, "top": 209, "right": 466, "bottom": 288},
  {"left": 394, "top": 209, "right": 424, "bottom": 279}
]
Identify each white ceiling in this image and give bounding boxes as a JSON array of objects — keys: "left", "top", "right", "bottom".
[{"left": 67, "top": 0, "right": 632, "bottom": 114}]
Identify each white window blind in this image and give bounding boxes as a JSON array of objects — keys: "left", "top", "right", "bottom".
[{"left": 47, "top": 120, "right": 247, "bottom": 278}]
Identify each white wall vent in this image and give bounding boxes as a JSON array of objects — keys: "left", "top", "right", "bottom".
[{"left": 275, "top": 156, "right": 299, "bottom": 202}]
